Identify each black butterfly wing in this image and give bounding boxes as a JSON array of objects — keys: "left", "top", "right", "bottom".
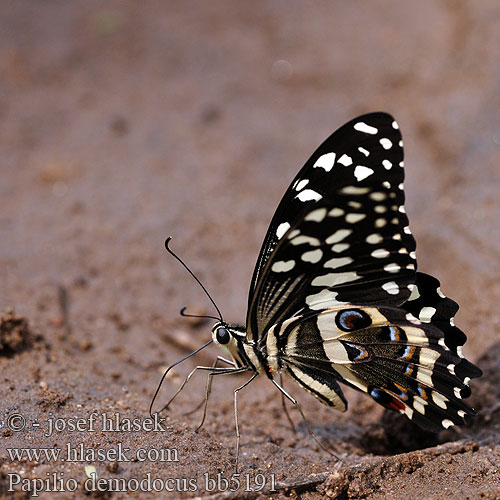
[
  {"left": 281, "top": 275, "right": 481, "bottom": 430},
  {"left": 246, "top": 113, "right": 416, "bottom": 342},
  {"left": 249, "top": 112, "right": 406, "bottom": 298}
]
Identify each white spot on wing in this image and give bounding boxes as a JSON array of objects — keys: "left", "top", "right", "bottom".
[
  {"left": 392, "top": 120, "right": 399, "bottom": 129},
  {"left": 328, "top": 207, "right": 344, "bottom": 217},
  {"left": 305, "top": 207, "right": 327, "bottom": 222},
  {"left": 382, "top": 281, "right": 400, "bottom": 295},
  {"left": 371, "top": 248, "right": 390, "bottom": 258},
  {"left": 276, "top": 222, "right": 290, "bottom": 239},
  {"left": 419, "top": 307, "right": 436, "bottom": 323},
  {"left": 416, "top": 367, "right": 433, "bottom": 386},
  {"left": 346, "top": 213, "right": 366, "bottom": 223},
  {"left": 384, "top": 263, "right": 401, "bottom": 273},
  {"left": 295, "top": 179, "right": 309, "bottom": 191},
  {"left": 291, "top": 235, "right": 321, "bottom": 246},
  {"left": 297, "top": 189, "right": 322, "bottom": 202},
  {"left": 358, "top": 147, "right": 370, "bottom": 156},
  {"left": 324, "top": 256, "right": 353, "bottom": 269},
  {"left": 382, "top": 160, "right": 392, "bottom": 170},
  {"left": 340, "top": 186, "right": 370, "bottom": 195},
  {"left": 306, "top": 289, "right": 342, "bottom": 309},
  {"left": 432, "top": 392, "right": 448, "bottom": 409},
  {"left": 370, "top": 192, "right": 386, "bottom": 201},
  {"left": 301, "top": 249, "right": 323, "bottom": 263},
  {"left": 331, "top": 243, "right": 349, "bottom": 253},
  {"left": 380, "top": 138, "right": 393, "bottom": 150},
  {"left": 406, "top": 313, "right": 421, "bottom": 324},
  {"left": 366, "top": 233, "right": 383, "bottom": 244},
  {"left": 312, "top": 272, "right": 360, "bottom": 287},
  {"left": 414, "top": 399, "right": 426, "bottom": 415},
  {"left": 338, "top": 154, "right": 353, "bottom": 167},
  {"left": 354, "top": 165, "right": 374, "bottom": 181},
  {"left": 313, "top": 152, "right": 336, "bottom": 171},
  {"left": 404, "top": 407, "right": 414, "bottom": 419},
  {"left": 326, "top": 229, "right": 352, "bottom": 244},
  {"left": 442, "top": 419, "right": 454, "bottom": 429},
  {"left": 271, "top": 260, "right": 295, "bottom": 273},
  {"left": 408, "top": 285, "right": 421, "bottom": 301},
  {"left": 354, "top": 122, "right": 378, "bottom": 134}
]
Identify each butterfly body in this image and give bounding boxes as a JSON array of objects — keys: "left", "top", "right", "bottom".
[{"left": 203, "top": 112, "right": 481, "bottom": 433}]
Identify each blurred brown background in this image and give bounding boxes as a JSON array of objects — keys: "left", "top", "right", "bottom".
[{"left": 1, "top": 1, "right": 499, "bottom": 498}]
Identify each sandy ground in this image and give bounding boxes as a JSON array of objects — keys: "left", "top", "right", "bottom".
[{"left": 1, "top": 1, "right": 500, "bottom": 498}]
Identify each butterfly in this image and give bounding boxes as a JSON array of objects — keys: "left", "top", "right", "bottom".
[{"left": 155, "top": 112, "right": 482, "bottom": 460}]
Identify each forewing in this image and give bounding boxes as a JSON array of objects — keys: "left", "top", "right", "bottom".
[
  {"left": 247, "top": 113, "right": 416, "bottom": 341},
  {"left": 249, "top": 112, "right": 406, "bottom": 300}
]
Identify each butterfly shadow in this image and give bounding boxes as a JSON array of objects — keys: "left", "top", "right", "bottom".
[
  {"left": 268, "top": 387, "right": 442, "bottom": 457},
  {"left": 464, "top": 341, "right": 500, "bottom": 442}
]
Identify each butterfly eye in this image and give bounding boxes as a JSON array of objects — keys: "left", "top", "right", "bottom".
[
  {"left": 336, "top": 309, "right": 372, "bottom": 331},
  {"left": 216, "top": 327, "right": 230, "bottom": 345}
]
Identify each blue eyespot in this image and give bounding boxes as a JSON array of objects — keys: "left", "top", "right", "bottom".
[{"left": 336, "top": 309, "right": 372, "bottom": 331}]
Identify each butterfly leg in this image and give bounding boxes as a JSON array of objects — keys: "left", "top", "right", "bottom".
[
  {"left": 194, "top": 362, "right": 247, "bottom": 432},
  {"left": 159, "top": 364, "right": 241, "bottom": 414},
  {"left": 279, "top": 373, "right": 296, "bottom": 432},
  {"left": 234, "top": 373, "right": 259, "bottom": 473},
  {"left": 271, "top": 379, "right": 343, "bottom": 462},
  {"left": 186, "top": 356, "right": 236, "bottom": 416}
]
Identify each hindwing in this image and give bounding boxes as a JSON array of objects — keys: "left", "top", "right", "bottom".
[{"left": 274, "top": 272, "right": 481, "bottom": 431}]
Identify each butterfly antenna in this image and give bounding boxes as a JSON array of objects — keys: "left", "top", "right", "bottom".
[
  {"left": 149, "top": 339, "right": 214, "bottom": 418},
  {"left": 165, "top": 237, "right": 224, "bottom": 322},
  {"left": 179, "top": 306, "right": 221, "bottom": 322}
]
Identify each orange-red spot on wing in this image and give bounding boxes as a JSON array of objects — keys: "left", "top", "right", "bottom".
[
  {"left": 370, "top": 387, "right": 407, "bottom": 411},
  {"left": 385, "top": 396, "right": 406, "bottom": 411}
]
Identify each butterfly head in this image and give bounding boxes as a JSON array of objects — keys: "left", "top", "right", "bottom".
[
  {"left": 211, "top": 321, "right": 247, "bottom": 367},
  {"left": 212, "top": 322, "right": 231, "bottom": 345}
]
